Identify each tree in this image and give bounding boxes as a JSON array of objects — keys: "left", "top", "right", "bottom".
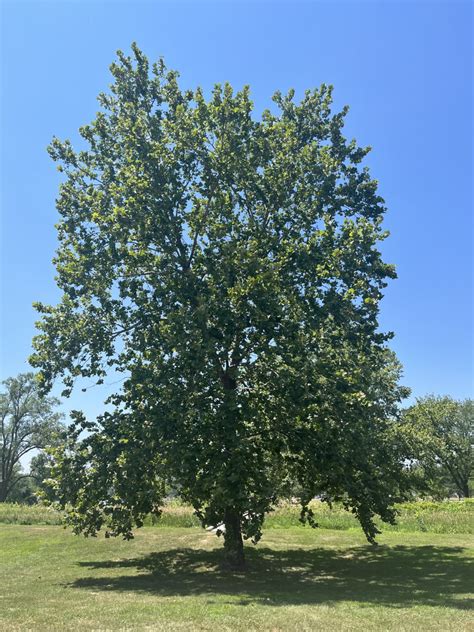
[
  {"left": 31, "top": 44, "right": 409, "bottom": 569},
  {"left": 402, "top": 396, "right": 473, "bottom": 499},
  {"left": 2, "top": 463, "right": 37, "bottom": 504},
  {"left": 2, "top": 453, "right": 58, "bottom": 505},
  {"left": 0, "top": 373, "right": 63, "bottom": 502}
]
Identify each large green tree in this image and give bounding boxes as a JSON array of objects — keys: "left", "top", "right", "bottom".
[
  {"left": 0, "top": 373, "right": 63, "bottom": 502},
  {"left": 31, "top": 45, "right": 408, "bottom": 568},
  {"left": 402, "top": 396, "right": 473, "bottom": 499}
]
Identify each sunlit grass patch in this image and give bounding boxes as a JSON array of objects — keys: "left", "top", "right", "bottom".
[{"left": 1, "top": 525, "right": 472, "bottom": 631}]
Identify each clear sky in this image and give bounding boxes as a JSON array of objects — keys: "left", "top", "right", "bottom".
[{"left": 1, "top": 0, "right": 472, "bottom": 424}]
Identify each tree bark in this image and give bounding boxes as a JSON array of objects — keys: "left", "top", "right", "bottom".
[
  {"left": 220, "top": 365, "right": 245, "bottom": 569},
  {"left": 223, "top": 507, "right": 245, "bottom": 570},
  {"left": 0, "top": 481, "right": 8, "bottom": 503}
]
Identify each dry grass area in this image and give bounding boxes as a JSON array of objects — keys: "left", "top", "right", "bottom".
[{"left": 2, "top": 498, "right": 473, "bottom": 533}]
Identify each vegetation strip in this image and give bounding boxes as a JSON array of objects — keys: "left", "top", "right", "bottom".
[{"left": 1, "top": 499, "right": 472, "bottom": 534}]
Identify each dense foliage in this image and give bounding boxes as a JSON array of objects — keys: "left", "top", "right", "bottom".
[
  {"left": 31, "top": 45, "right": 409, "bottom": 567},
  {"left": 402, "top": 397, "right": 473, "bottom": 499}
]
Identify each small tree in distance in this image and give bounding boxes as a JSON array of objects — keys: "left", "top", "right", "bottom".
[
  {"left": 31, "top": 45, "right": 409, "bottom": 569},
  {"left": 0, "top": 373, "right": 63, "bottom": 502},
  {"left": 402, "top": 396, "right": 473, "bottom": 499}
]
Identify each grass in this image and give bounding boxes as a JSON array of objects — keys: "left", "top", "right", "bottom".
[
  {"left": 1, "top": 525, "right": 472, "bottom": 631},
  {"left": 0, "top": 502, "right": 63, "bottom": 525},
  {"left": 2, "top": 498, "right": 473, "bottom": 533},
  {"left": 263, "top": 498, "right": 474, "bottom": 534}
]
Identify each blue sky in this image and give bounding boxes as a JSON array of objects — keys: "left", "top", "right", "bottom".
[{"left": 1, "top": 0, "right": 472, "bottom": 424}]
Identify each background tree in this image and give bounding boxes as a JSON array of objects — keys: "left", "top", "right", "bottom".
[
  {"left": 32, "top": 45, "right": 409, "bottom": 569},
  {"left": 2, "top": 463, "right": 37, "bottom": 504},
  {"left": 2, "top": 453, "right": 59, "bottom": 505},
  {"left": 0, "top": 373, "right": 63, "bottom": 502},
  {"left": 402, "top": 397, "right": 473, "bottom": 499}
]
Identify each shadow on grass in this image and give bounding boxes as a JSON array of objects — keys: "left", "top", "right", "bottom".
[{"left": 70, "top": 544, "right": 473, "bottom": 609}]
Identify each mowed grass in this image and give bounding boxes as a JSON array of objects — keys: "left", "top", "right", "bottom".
[{"left": 1, "top": 525, "right": 472, "bottom": 631}]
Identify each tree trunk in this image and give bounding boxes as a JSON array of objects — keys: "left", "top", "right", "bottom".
[
  {"left": 220, "top": 367, "right": 245, "bottom": 569},
  {"left": 223, "top": 508, "right": 245, "bottom": 570},
  {"left": 452, "top": 472, "right": 470, "bottom": 498},
  {"left": 0, "top": 481, "right": 8, "bottom": 503}
]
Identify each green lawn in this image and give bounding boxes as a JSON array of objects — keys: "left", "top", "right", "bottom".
[{"left": 1, "top": 525, "right": 472, "bottom": 631}]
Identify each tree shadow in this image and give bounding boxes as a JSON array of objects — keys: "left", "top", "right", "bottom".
[{"left": 68, "top": 544, "right": 473, "bottom": 609}]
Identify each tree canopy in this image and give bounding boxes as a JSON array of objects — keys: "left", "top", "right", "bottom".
[
  {"left": 402, "top": 396, "right": 473, "bottom": 499},
  {"left": 31, "top": 44, "right": 409, "bottom": 568},
  {"left": 0, "top": 373, "right": 63, "bottom": 502}
]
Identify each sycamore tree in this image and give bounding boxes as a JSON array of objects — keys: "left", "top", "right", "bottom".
[{"left": 31, "top": 44, "right": 409, "bottom": 569}]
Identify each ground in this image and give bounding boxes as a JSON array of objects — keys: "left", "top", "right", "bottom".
[{"left": 1, "top": 525, "right": 472, "bottom": 631}]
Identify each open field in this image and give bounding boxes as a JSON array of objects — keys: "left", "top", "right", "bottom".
[
  {"left": 1, "top": 499, "right": 473, "bottom": 533},
  {"left": 1, "top": 525, "right": 472, "bottom": 631}
]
